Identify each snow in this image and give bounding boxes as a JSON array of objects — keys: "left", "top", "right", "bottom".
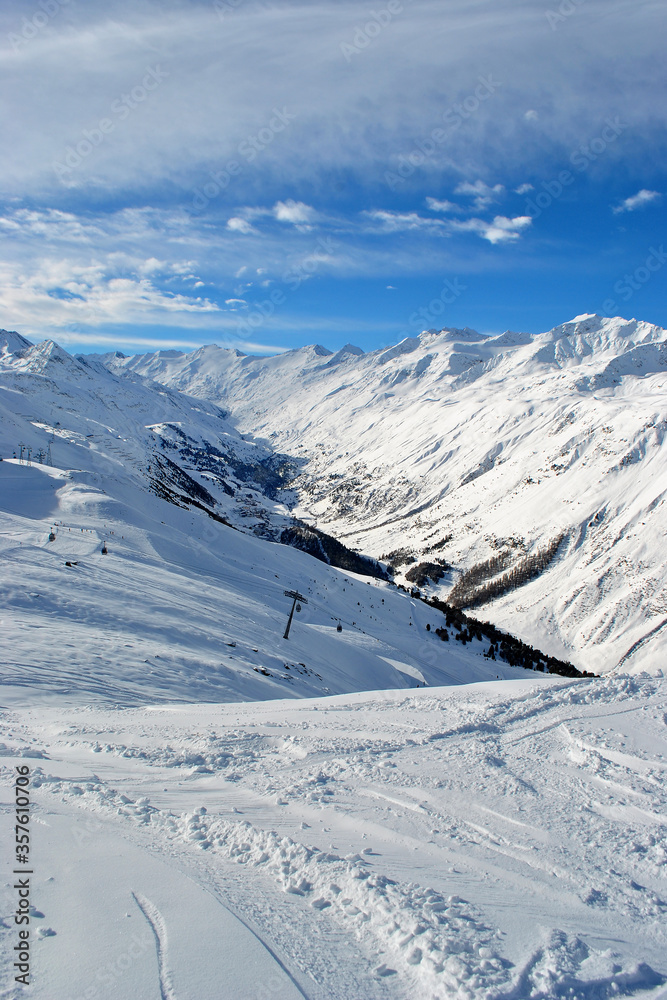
[
  {"left": 0, "top": 330, "right": 32, "bottom": 357},
  {"left": 1, "top": 320, "right": 666, "bottom": 998},
  {"left": 0, "top": 456, "right": 527, "bottom": 707},
  {"left": 2, "top": 676, "right": 666, "bottom": 998},
  {"left": 106, "top": 314, "right": 667, "bottom": 675},
  {"left": 0, "top": 333, "right": 541, "bottom": 707}
]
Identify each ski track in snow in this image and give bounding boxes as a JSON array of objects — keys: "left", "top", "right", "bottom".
[
  {"left": 1, "top": 319, "right": 667, "bottom": 997},
  {"left": 4, "top": 673, "right": 664, "bottom": 1000},
  {"left": 132, "top": 891, "right": 177, "bottom": 1000}
]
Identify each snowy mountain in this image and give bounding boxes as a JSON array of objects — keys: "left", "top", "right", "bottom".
[
  {"left": 105, "top": 315, "right": 667, "bottom": 675},
  {"left": 0, "top": 328, "right": 559, "bottom": 707},
  {"left": 2, "top": 327, "right": 666, "bottom": 999}
]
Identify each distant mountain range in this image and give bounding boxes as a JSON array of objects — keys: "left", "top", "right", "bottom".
[
  {"left": 98, "top": 313, "right": 667, "bottom": 674},
  {"left": 2, "top": 314, "right": 665, "bottom": 679},
  {"left": 5, "top": 324, "right": 579, "bottom": 707}
]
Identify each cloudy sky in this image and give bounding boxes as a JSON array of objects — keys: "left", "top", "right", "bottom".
[{"left": 1, "top": 0, "right": 665, "bottom": 354}]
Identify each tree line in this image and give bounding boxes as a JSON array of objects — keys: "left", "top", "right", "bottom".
[{"left": 448, "top": 534, "right": 566, "bottom": 609}]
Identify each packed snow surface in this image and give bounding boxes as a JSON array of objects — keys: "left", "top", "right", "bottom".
[{"left": 1, "top": 675, "right": 666, "bottom": 999}]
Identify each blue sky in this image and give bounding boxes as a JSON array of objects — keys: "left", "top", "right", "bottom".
[{"left": 1, "top": 0, "right": 665, "bottom": 356}]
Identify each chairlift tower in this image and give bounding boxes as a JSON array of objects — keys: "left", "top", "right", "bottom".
[{"left": 283, "top": 589, "right": 308, "bottom": 640}]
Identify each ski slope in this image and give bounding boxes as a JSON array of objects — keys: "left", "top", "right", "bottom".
[
  {"left": 1, "top": 323, "right": 666, "bottom": 999},
  {"left": 1, "top": 675, "right": 666, "bottom": 999},
  {"left": 0, "top": 327, "right": 554, "bottom": 708},
  {"left": 0, "top": 456, "right": 527, "bottom": 707},
  {"left": 108, "top": 315, "right": 667, "bottom": 675}
]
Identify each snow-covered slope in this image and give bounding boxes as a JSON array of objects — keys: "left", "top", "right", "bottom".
[
  {"left": 0, "top": 331, "right": 541, "bottom": 707},
  {"left": 2, "top": 675, "right": 666, "bottom": 999},
  {"left": 1, "top": 329, "right": 666, "bottom": 1000},
  {"left": 106, "top": 315, "right": 667, "bottom": 675},
  {"left": 0, "top": 330, "right": 300, "bottom": 539}
]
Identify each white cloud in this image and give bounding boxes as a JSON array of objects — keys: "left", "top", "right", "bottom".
[
  {"left": 454, "top": 181, "right": 505, "bottom": 212},
  {"left": 0, "top": 207, "right": 103, "bottom": 243},
  {"left": 137, "top": 257, "right": 166, "bottom": 275},
  {"left": 226, "top": 217, "right": 256, "bottom": 234},
  {"left": 0, "top": 196, "right": 547, "bottom": 352},
  {"left": 515, "top": 183, "right": 534, "bottom": 195},
  {"left": 0, "top": 253, "right": 221, "bottom": 342},
  {"left": 0, "top": 0, "right": 663, "bottom": 203},
  {"left": 273, "top": 200, "right": 317, "bottom": 225},
  {"left": 233, "top": 341, "right": 291, "bottom": 355},
  {"left": 425, "top": 197, "right": 463, "bottom": 214},
  {"left": 225, "top": 298, "right": 247, "bottom": 307},
  {"left": 53, "top": 331, "right": 289, "bottom": 355},
  {"left": 363, "top": 210, "right": 445, "bottom": 232},
  {"left": 612, "top": 189, "right": 661, "bottom": 214},
  {"left": 57, "top": 331, "right": 206, "bottom": 350},
  {"left": 449, "top": 214, "right": 532, "bottom": 244},
  {"left": 524, "top": 110, "right": 539, "bottom": 122}
]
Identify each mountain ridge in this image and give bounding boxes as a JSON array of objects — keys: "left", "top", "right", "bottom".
[
  {"left": 97, "top": 314, "right": 667, "bottom": 675},
  {"left": 2, "top": 327, "right": 588, "bottom": 708}
]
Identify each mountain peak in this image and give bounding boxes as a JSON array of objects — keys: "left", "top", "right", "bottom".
[
  {"left": 378, "top": 337, "right": 421, "bottom": 364},
  {"left": 323, "top": 343, "right": 365, "bottom": 367},
  {"left": 9, "top": 338, "right": 92, "bottom": 378},
  {"left": 0, "top": 329, "right": 33, "bottom": 356},
  {"left": 431, "top": 327, "right": 488, "bottom": 343},
  {"left": 33, "top": 339, "right": 76, "bottom": 362}
]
